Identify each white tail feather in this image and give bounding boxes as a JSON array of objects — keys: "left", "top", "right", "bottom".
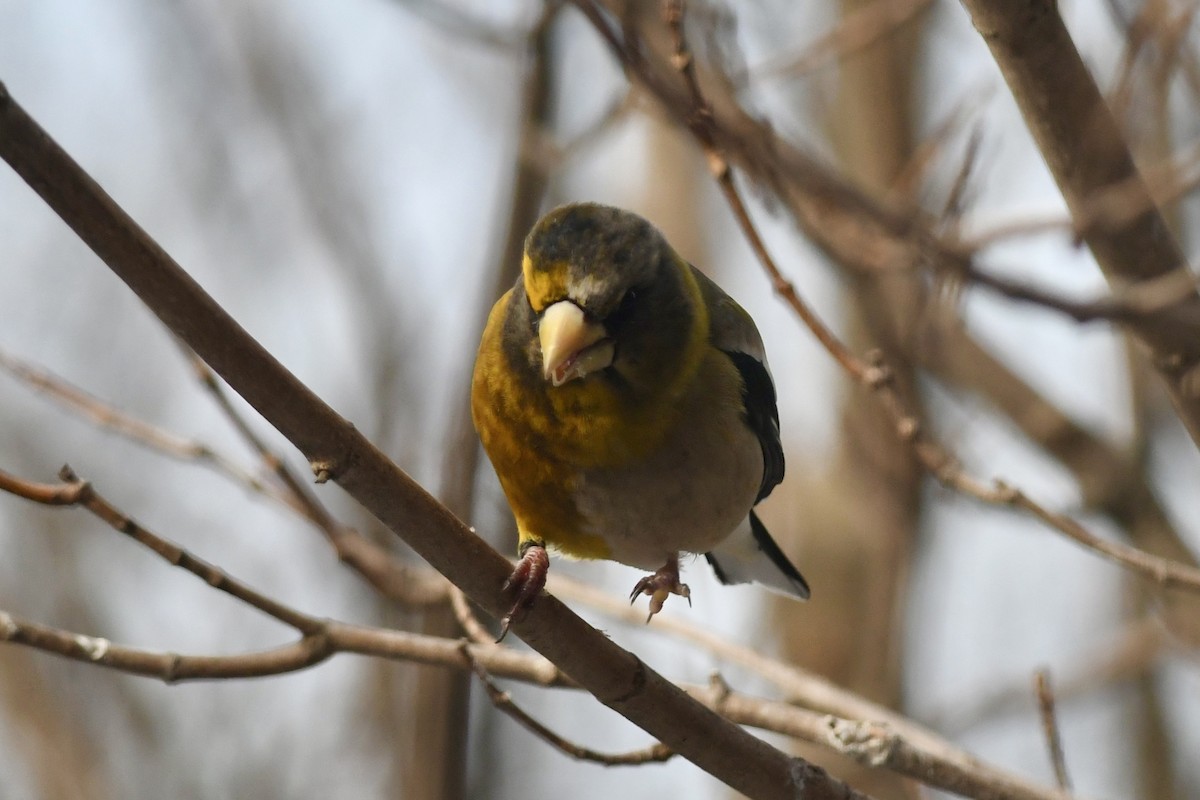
[{"left": 705, "top": 512, "right": 809, "bottom": 599}]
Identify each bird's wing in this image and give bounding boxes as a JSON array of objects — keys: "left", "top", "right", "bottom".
[{"left": 689, "top": 265, "right": 784, "bottom": 502}]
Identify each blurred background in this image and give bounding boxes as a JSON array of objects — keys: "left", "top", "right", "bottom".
[{"left": 1, "top": 0, "right": 1198, "bottom": 798}]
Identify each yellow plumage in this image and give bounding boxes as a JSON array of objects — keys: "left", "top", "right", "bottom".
[{"left": 471, "top": 202, "right": 808, "bottom": 632}]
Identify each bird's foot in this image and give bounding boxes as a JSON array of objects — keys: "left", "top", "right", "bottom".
[
  {"left": 629, "top": 556, "right": 690, "bottom": 623},
  {"left": 498, "top": 540, "right": 549, "bottom": 642}
]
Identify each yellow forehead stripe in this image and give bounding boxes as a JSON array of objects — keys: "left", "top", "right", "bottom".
[{"left": 522, "top": 253, "right": 570, "bottom": 313}]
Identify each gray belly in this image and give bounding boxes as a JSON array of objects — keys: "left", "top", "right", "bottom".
[{"left": 572, "top": 402, "right": 762, "bottom": 571}]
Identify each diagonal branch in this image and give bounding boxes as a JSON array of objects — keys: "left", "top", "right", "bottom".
[
  {"left": 1033, "top": 669, "right": 1072, "bottom": 791},
  {"left": 461, "top": 644, "right": 676, "bottom": 766},
  {"left": 0, "top": 347, "right": 270, "bottom": 495},
  {"left": 0, "top": 79, "right": 866, "bottom": 800},
  {"left": 959, "top": 0, "right": 1200, "bottom": 448}
]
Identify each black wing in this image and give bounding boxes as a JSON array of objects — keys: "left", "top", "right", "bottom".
[{"left": 725, "top": 350, "right": 785, "bottom": 503}]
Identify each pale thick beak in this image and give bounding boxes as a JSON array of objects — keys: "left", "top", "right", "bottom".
[{"left": 539, "top": 300, "right": 614, "bottom": 386}]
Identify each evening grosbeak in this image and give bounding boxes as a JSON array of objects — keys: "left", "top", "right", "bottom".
[{"left": 472, "top": 202, "right": 809, "bottom": 637}]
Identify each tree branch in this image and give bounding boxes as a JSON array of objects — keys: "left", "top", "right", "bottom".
[
  {"left": 0, "top": 346, "right": 270, "bottom": 495},
  {"left": 959, "top": 0, "right": 1200, "bottom": 448},
  {"left": 0, "top": 77, "right": 863, "bottom": 800},
  {"left": 462, "top": 644, "right": 676, "bottom": 766},
  {"left": 1033, "top": 669, "right": 1072, "bottom": 791}
]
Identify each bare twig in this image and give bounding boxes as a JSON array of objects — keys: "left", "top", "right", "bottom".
[
  {"left": 1034, "top": 669, "right": 1072, "bottom": 791},
  {"left": 184, "top": 349, "right": 451, "bottom": 607},
  {"left": 0, "top": 468, "right": 87, "bottom": 505},
  {"left": 953, "top": 262, "right": 1200, "bottom": 327},
  {"left": 184, "top": 351, "right": 338, "bottom": 526},
  {"left": 56, "top": 465, "right": 323, "bottom": 634},
  {"left": 0, "top": 344, "right": 448, "bottom": 607},
  {"left": 688, "top": 681, "right": 1074, "bottom": 800},
  {"left": 449, "top": 586, "right": 496, "bottom": 645},
  {"left": 662, "top": 0, "right": 868, "bottom": 381},
  {"left": 462, "top": 643, "right": 675, "bottom": 766},
  {"left": 993, "top": 480, "right": 1200, "bottom": 592},
  {"left": 964, "top": 137, "right": 1200, "bottom": 252},
  {"left": 0, "top": 608, "right": 570, "bottom": 686},
  {"left": 0, "top": 347, "right": 269, "bottom": 495}
]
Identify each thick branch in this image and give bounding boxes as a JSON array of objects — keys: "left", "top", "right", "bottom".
[{"left": 959, "top": 0, "right": 1200, "bottom": 447}]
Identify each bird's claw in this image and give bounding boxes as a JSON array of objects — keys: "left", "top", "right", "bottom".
[
  {"left": 498, "top": 542, "right": 549, "bottom": 642},
  {"left": 629, "top": 559, "right": 690, "bottom": 623}
]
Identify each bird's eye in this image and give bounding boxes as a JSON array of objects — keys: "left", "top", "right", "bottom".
[{"left": 605, "top": 289, "right": 639, "bottom": 329}]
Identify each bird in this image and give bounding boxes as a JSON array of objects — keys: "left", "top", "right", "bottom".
[{"left": 471, "top": 202, "right": 809, "bottom": 638}]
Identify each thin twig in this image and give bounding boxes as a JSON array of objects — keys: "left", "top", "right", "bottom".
[
  {"left": 0, "top": 347, "right": 270, "bottom": 495},
  {"left": 184, "top": 348, "right": 450, "bottom": 607},
  {"left": 1034, "top": 669, "right": 1072, "bottom": 791},
  {"left": 449, "top": 586, "right": 497, "bottom": 645},
  {"left": 955, "top": 262, "right": 1200, "bottom": 327},
  {"left": 184, "top": 351, "right": 336, "bottom": 529},
  {"left": 994, "top": 480, "right": 1200, "bottom": 592},
  {"left": 663, "top": 0, "right": 869, "bottom": 381},
  {"left": 461, "top": 643, "right": 675, "bottom": 766},
  {"left": 0, "top": 607, "right": 572, "bottom": 686},
  {"left": 56, "top": 465, "right": 324, "bottom": 634},
  {"left": 964, "top": 136, "right": 1200, "bottom": 253}
]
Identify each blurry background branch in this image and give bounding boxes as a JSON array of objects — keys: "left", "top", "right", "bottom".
[
  {"left": 959, "top": 0, "right": 1200, "bottom": 444},
  {"left": 1, "top": 1, "right": 1198, "bottom": 798}
]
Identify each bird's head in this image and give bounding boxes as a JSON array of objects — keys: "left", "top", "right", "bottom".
[{"left": 519, "top": 203, "right": 698, "bottom": 389}]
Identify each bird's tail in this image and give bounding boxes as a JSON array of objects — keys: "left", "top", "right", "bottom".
[{"left": 704, "top": 511, "right": 810, "bottom": 599}]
